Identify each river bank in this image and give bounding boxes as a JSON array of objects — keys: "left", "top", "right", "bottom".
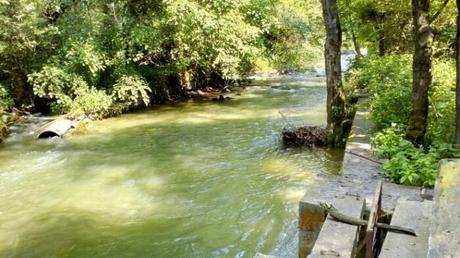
[{"left": 299, "top": 98, "right": 421, "bottom": 257}]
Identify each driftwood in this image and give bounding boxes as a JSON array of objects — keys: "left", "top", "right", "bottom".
[{"left": 281, "top": 126, "right": 328, "bottom": 147}]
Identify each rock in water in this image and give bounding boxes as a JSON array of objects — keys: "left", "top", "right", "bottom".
[{"left": 281, "top": 126, "right": 328, "bottom": 147}]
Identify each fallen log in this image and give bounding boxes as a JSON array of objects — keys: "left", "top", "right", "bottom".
[{"left": 37, "top": 118, "right": 73, "bottom": 139}]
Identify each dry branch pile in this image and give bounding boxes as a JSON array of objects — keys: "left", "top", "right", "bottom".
[{"left": 281, "top": 126, "right": 328, "bottom": 147}]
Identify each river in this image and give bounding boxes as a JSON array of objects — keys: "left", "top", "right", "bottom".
[{"left": 0, "top": 75, "right": 343, "bottom": 258}]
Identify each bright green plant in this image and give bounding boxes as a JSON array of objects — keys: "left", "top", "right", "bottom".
[
  {"left": 372, "top": 124, "right": 459, "bottom": 187},
  {"left": 70, "top": 89, "right": 113, "bottom": 117},
  {"left": 346, "top": 55, "right": 412, "bottom": 129},
  {"left": 112, "top": 74, "right": 151, "bottom": 109},
  {"left": 427, "top": 59, "right": 456, "bottom": 144},
  {"left": 28, "top": 65, "right": 91, "bottom": 113},
  {"left": 0, "top": 84, "right": 12, "bottom": 110}
]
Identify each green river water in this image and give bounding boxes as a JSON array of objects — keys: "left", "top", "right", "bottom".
[{"left": 0, "top": 76, "right": 343, "bottom": 258}]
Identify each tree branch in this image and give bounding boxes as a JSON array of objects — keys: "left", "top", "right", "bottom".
[{"left": 430, "top": 0, "right": 450, "bottom": 24}]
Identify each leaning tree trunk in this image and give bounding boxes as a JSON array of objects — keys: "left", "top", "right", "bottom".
[
  {"left": 406, "top": 0, "right": 433, "bottom": 145},
  {"left": 456, "top": 0, "right": 460, "bottom": 144},
  {"left": 351, "top": 28, "right": 362, "bottom": 59},
  {"left": 321, "top": 0, "right": 346, "bottom": 145}
]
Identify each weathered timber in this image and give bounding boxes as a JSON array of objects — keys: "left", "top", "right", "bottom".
[
  {"left": 319, "top": 203, "right": 416, "bottom": 236},
  {"left": 366, "top": 181, "right": 382, "bottom": 258}
]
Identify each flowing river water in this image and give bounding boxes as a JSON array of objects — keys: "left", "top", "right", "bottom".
[{"left": 0, "top": 76, "right": 343, "bottom": 258}]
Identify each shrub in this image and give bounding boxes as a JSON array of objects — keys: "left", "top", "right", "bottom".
[
  {"left": 70, "top": 89, "right": 113, "bottom": 117},
  {"left": 372, "top": 124, "right": 459, "bottom": 187},
  {"left": 28, "top": 65, "right": 90, "bottom": 113},
  {"left": 345, "top": 55, "right": 412, "bottom": 129},
  {"left": 0, "top": 83, "right": 13, "bottom": 111},
  {"left": 427, "top": 59, "right": 456, "bottom": 144},
  {"left": 29, "top": 65, "right": 153, "bottom": 117},
  {"left": 111, "top": 74, "right": 151, "bottom": 110}
]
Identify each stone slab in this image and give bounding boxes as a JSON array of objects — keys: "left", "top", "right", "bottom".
[
  {"left": 427, "top": 159, "right": 460, "bottom": 258},
  {"left": 379, "top": 199, "right": 433, "bottom": 258},
  {"left": 299, "top": 194, "right": 328, "bottom": 258},
  {"left": 308, "top": 195, "right": 365, "bottom": 258}
]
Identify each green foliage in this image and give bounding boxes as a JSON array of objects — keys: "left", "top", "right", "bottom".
[
  {"left": 427, "top": 59, "right": 456, "bottom": 144},
  {"left": 264, "top": 0, "right": 323, "bottom": 71},
  {"left": 372, "top": 125, "right": 458, "bottom": 187},
  {"left": 346, "top": 55, "right": 412, "bottom": 129},
  {"left": 70, "top": 89, "right": 113, "bottom": 117},
  {"left": 112, "top": 74, "right": 151, "bottom": 109},
  {"left": 28, "top": 66, "right": 89, "bottom": 113},
  {"left": 0, "top": 84, "right": 12, "bottom": 110},
  {"left": 0, "top": 0, "right": 320, "bottom": 115},
  {"left": 354, "top": 55, "right": 458, "bottom": 187}
]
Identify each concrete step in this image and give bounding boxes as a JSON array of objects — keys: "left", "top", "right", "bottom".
[
  {"left": 379, "top": 199, "right": 433, "bottom": 258},
  {"left": 427, "top": 159, "right": 460, "bottom": 258},
  {"left": 308, "top": 195, "right": 365, "bottom": 258}
]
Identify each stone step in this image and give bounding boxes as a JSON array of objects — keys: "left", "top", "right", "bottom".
[
  {"left": 308, "top": 195, "right": 365, "bottom": 258},
  {"left": 379, "top": 199, "right": 433, "bottom": 258},
  {"left": 427, "top": 159, "right": 460, "bottom": 258}
]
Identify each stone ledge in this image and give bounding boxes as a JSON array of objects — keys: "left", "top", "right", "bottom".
[
  {"left": 379, "top": 199, "right": 432, "bottom": 258},
  {"left": 308, "top": 196, "right": 365, "bottom": 258},
  {"left": 427, "top": 159, "right": 460, "bottom": 258}
]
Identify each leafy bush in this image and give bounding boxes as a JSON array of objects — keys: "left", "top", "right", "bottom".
[
  {"left": 427, "top": 59, "right": 456, "bottom": 144},
  {"left": 29, "top": 65, "right": 90, "bottom": 113},
  {"left": 346, "top": 55, "right": 412, "bottom": 129},
  {"left": 0, "top": 84, "right": 13, "bottom": 110},
  {"left": 29, "top": 65, "right": 153, "bottom": 117},
  {"left": 111, "top": 74, "right": 151, "bottom": 110},
  {"left": 70, "top": 89, "right": 113, "bottom": 116},
  {"left": 29, "top": 65, "right": 111, "bottom": 115},
  {"left": 372, "top": 124, "right": 459, "bottom": 187}
]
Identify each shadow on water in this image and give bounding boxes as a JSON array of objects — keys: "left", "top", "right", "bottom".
[{"left": 0, "top": 78, "right": 343, "bottom": 258}]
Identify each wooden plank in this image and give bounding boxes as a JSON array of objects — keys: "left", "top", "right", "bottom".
[{"left": 366, "top": 180, "right": 382, "bottom": 258}]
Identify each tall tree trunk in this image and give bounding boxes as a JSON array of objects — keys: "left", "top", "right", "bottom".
[
  {"left": 406, "top": 0, "right": 433, "bottom": 145},
  {"left": 456, "top": 0, "right": 460, "bottom": 144},
  {"left": 321, "top": 0, "right": 346, "bottom": 145},
  {"left": 351, "top": 27, "right": 362, "bottom": 58},
  {"left": 377, "top": 25, "right": 386, "bottom": 56}
]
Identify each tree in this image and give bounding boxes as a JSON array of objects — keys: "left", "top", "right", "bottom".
[
  {"left": 457, "top": 0, "right": 460, "bottom": 144},
  {"left": 406, "top": 0, "right": 433, "bottom": 145},
  {"left": 321, "top": 0, "right": 346, "bottom": 145}
]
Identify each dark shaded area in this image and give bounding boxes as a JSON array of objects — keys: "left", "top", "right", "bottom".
[{"left": 38, "top": 131, "right": 59, "bottom": 139}]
